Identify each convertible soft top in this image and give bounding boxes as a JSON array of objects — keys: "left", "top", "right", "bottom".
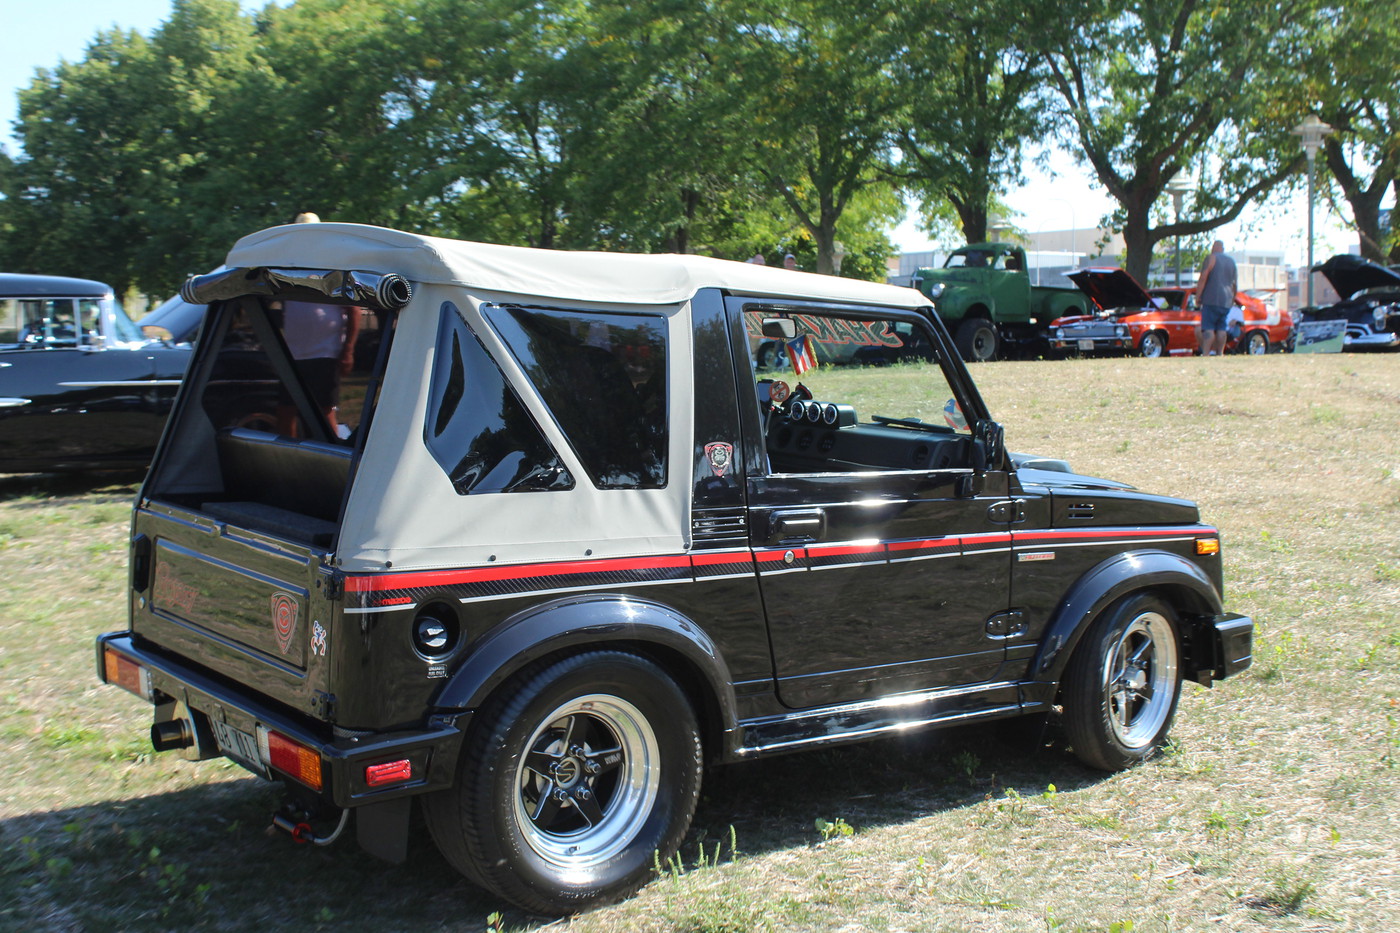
[
  {"left": 210, "top": 224, "right": 931, "bottom": 573},
  {"left": 226, "top": 223, "right": 927, "bottom": 309}
]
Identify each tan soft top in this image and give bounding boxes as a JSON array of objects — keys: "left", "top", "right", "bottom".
[{"left": 223, "top": 224, "right": 927, "bottom": 575}]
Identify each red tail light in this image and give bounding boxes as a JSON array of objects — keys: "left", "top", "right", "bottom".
[{"left": 365, "top": 759, "right": 413, "bottom": 787}]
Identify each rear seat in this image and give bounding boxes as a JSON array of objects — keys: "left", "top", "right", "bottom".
[{"left": 208, "top": 428, "right": 352, "bottom": 545}]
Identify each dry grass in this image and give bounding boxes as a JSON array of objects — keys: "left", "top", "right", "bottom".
[{"left": 1, "top": 353, "right": 1397, "bottom": 932}]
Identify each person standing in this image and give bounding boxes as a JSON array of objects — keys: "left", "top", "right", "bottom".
[{"left": 1194, "top": 240, "right": 1237, "bottom": 356}]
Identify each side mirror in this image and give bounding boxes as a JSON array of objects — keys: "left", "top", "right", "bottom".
[
  {"left": 974, "top": 420, "right": 1005, "bottom": 469},
  {"left": 762, "top": 317, "right": 796, "bottom": 339}
]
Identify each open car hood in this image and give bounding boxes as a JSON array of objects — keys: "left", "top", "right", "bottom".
[
  {"left": 1314, "top": 254, "right": 1400, "bottom": 300},
  {"left": 1067, "top": 268, "right": 1156, "bottom": 313}
]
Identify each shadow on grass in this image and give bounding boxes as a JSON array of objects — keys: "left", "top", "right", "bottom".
[
  {"left": 1, "top": 719, "right": 1104, "bottom": 933},
  {"left": 0, "top": 471, "right": 144, "bottom": 505}
]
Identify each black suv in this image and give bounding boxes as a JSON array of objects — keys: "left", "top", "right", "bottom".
[{"left": 98, "top": 223, "right": 1252, "bottom": 914}]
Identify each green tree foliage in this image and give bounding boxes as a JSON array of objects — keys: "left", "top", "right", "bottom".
[
  {"left": 1292, "top": 0, "right": 1400, "bottom": 262},
  {"left": 892, "top": 4, "right": 1048, "bottom": 245},
  {"left": 1042, "top": 0, "right": 1309, "bottom": 281},
  {"left": 710, "top": 0, "right": 904, "bottom": 274}
]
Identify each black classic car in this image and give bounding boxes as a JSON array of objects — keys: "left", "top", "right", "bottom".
[
  {"left": 98, "top": 224, "right": 1253, "bottom": 915},
  {"left": 0, "top": 273, "right": 192, "bottom": 473},
  {"left": 1305, "top": 255, "right": 1400, "bottom": 350}
]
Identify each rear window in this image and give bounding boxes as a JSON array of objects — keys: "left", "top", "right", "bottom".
[
  {"left": 487, "top": 305, "right": 668, "bottom": 489},
  {"left": 426, "top": 304, "right": 574, "bottom": 495}
]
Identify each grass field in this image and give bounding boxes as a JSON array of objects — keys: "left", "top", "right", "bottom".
[{"left": 1, "top": 352, "right": 1397, "bottom": 932}]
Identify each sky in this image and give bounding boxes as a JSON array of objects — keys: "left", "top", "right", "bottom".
[{"left": 3, "top": 0, "right": 1365, "bottom": 268}]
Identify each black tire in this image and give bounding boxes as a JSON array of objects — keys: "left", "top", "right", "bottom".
[
  {"left": 1139, "top": 331, "right": 1167, "bottom": 358},
  {"left": 1061, "top": 593, "right": 1182, "bottom": 771},
  {"left": 1244, "top": 330, "right": 1269, "bottom": 355},
  {"left": 424, "top": 651, "right": 702, "bottom": 914},
  {"left": 955, "top": 318, "right": 999, "bottom": 362}
]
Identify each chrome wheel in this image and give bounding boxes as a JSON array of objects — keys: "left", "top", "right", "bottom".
[
  {"left": 1101, "top": 611, "right": 1179, "bottom": 750},
  {"left": 515, "top": 695, "right": 660, "bottom": 869},
  {"left": 1063, "top": 592, "right": 1183, "bottom": 771},
  {"left": 1140, "top": 332, "right": 1166, "bottom": 358},
  {"left": 426, "top": 651, "right": 701, "bottom": 915},
  {"left": 1246, "top": 331, "right": 1269, "bottom": 354}
]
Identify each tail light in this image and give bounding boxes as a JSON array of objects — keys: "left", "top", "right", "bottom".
[
  {"left": 259, "top": 728, "right": 323, "bottom": 791},
  {"left": 102, "top": 646, "right": 152, "bottom": 701}
]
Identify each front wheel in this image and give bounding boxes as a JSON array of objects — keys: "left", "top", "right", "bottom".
[
  {"left": 425, "top": 652, "right": 702, "bottom": 914},
  {"left": 1138, "top": 331, "right": 1166, "bottom": 358},
  {"left": 1244, "top": 330, "right": 1269, "bottom": 354},
  {"left": 1062, "top": 593, "right": 1182, "bottom": 771}
]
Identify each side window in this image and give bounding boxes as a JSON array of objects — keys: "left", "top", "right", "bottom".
[
  {"left": 425, "top": 304, "right": 573, "bottom": 495},
  {"left": 742, "top": 306, "right": 977, "bottom": 475},
  {"left": 487, "top": 304, "right": 668, "bottom": 490}
]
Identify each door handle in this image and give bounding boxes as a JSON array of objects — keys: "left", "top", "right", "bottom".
[{"left": 769, "top": 509, "right": 825, "bottom": 542}]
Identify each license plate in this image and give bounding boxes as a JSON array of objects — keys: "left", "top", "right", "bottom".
[
  {"left": 1077, "top": 339, "right": 1095, "bottom": 351},
  {"left": 211, "top": 719, "right": 266, "bottom": 775}
]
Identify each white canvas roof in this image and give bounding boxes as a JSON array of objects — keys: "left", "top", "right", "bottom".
[
  {"left": 223, "top": 224, "right": 931, "bottom": 575},
  {"left": 226, "top": 223, "right": 929, "bottom": 310}
]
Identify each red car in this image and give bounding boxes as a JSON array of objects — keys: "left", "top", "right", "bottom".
[{"left": 1049, "top": 268, "right": 1294, "bottom": 357}]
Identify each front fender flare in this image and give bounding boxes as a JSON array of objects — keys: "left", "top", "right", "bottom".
[
  {"left": 434, "top": 594, "right": 738, "bottom": 731},
  {"left": 1024, "top": 549, "right": 1223, "bottom": 698}
]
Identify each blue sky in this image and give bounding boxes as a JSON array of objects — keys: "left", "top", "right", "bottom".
[
  {"left": 1, "top": 1, "right": 1353, "bottom": 263},
  {"left": 2, "top": 1, "right": 191, "bottom": 154}
]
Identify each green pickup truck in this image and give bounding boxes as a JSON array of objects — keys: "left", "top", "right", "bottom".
[{"left": 914, "top": 243, "right": 1089, "bottom": 361}]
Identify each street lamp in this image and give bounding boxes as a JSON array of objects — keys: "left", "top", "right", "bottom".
[
  {"left": 1164, "top": 177, "right": 1193, "bottom": 288},
  {"left": 1291, "top": 114, "right": 1334, "bottom": 307}
]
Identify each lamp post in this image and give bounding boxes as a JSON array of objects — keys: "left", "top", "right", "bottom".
[
  {"left": 1291, "top": 114, "right": 1334, "bottom": 307},
  {"left": 1164, "top": 177, "right": 1193, "bottom": 288}
]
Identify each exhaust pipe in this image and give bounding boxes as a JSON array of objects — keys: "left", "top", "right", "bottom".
[{"left": 150, "top": 718, "right": 195, "bottom": 752}]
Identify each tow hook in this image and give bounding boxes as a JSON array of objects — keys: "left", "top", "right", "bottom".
[{"left": 271, "top": 803, "right": 349, "bottom": 847}]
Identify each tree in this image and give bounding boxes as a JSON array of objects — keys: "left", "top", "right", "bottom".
[
  {"left": 711, "top": 0, "right": 905, "bottom": 273},
  {"left": 0, "top": 0, "right": 267, "bottom": 295},
  {"left": 892, "top": 5, "right": 1048, "bottom": 245},
  {"left": 1042, "top": 0, "right": 1309, "bottom": 281},
  {"left": 1294, "top": 0, "right": 1400, "bottom": 262}
]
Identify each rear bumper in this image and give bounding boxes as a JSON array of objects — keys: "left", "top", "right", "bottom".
[{"left": 97, "top": 632, "right": 465, "bottom": 808}]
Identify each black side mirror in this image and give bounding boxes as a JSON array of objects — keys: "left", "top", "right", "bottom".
[{"left": 974, "top": 420, "right": 1005, "bottom": 469}]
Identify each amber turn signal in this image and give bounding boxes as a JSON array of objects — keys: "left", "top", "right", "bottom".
[{"left": 1196, "top": 538, "right": 1220, "bottom": 556}]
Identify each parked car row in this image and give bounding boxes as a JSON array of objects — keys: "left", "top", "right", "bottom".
[
  {"left": 1047, "top": 267, "right": 1294, "bottom": 358},
  {"left": 4, "top": 249, "right": 1394, "bottom": 475}
]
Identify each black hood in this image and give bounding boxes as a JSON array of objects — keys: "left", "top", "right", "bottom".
[
  {"left": 1314, "top": 254, "right": 1400, "bottom": 299},
  {"left": 1067, "top": 268, "right": 1156, "bottom": 312}
]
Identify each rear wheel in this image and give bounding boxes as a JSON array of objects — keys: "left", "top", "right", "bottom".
[
  {"left": 1244, "top": 330, "right": 1269, "bottom": 354},
  {"left": 1138, "top": 331, "right": 1167, "bottom": 358},
  {"left": 955, "top": 318, "right": 999, "bottom": 362},
  {"left": 1062, "top": 593, "right": 1182, "bottom": 771},
  {"left": 425, "top": 651, "right": 702, "bottom": 914}
]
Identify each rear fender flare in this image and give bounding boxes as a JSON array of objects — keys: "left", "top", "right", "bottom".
[
  {"left": 1024, "top": 549, "right": 1223, "bottom": 698},
  {"left": 435, "top": 594, "right": 738, "bottom": 738}
]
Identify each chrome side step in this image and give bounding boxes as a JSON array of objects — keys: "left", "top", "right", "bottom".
[{"left": 732, "top": 681, "right": 1023, "bottom": 757}]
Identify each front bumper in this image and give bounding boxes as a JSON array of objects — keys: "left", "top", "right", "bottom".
[
  {"left": 1207, "top": 612, "right": 1253, "bottom": 682},
  {"left": 97, "top": 632, "right": 465, "bottom": 808},
  {"left": 1050, "top": 334, "right": 1132, "bottom": 353},
  {"left": 1342, "top": 328, "right": 1400, "bottom": 349}
]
